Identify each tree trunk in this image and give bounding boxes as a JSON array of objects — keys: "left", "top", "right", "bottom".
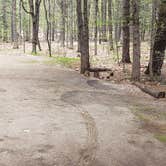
[
  {"left": 2, "top": 0, "right": 8, "bottom": 42},
  {"left": 114, "top": 0, "right": 122, "bottom": 42},
  {"left": 76, "top": 0, "right": 90, "bottom": 74},
  {"left": 146, "top": 1, "right": 166, "bottom": 76},
  {"left": 101, "top": 0, "right": 107, "bottom": 42},
  {"left": 43, "top": 0, "right": 52, "bottom": 56},
  {"left": 122, "top": 0, "right": 131, "bottom": 63},
  {"left": 32, "top": 17, "right": 37, "bottom": 53},
  {"left": 12, "top": 0, "right": 19, "bottom": 49},
  {"left": 81, "top": 0, "right": 90, "bottom": 73},
  {"left": 21, "top": 0, "right": 41, "bottom": 54},
  {"left": 19, "top": 0, "right": 22, "bottom": 43},
  {"left": 52, "top": 0, "right": 56, "bottom": 41},
  {"left": 108, "top": 0, "right": 114, "bottom": 50},
  {"left": 60, "top": 0, "right": 66, "bottom": 47},
  {"left": 132, "top": 0, "right": 141, "bottom": 81},
  {"left": 94, "top": 0, "right": 98, "bottom": 55},
  {"left": 68, "top": 0, "right": 74, "bottom": 49},
  {"left": 76, "top": 0, "right": 82, "bottom": 52},
  {"left": 149, "top": 0, "right": 158, "bottom": 78}
]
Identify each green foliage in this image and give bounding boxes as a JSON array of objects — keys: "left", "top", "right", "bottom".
[
  {"left": 22, "top": 60, "right": 39, "bottom": 64},
  {"left": 155, "top": 134, "right": 166, "bottom": 143},
  {"left": 0, "top": 0, "right": 11, "bottom": 41},
  {"left": 44, "top": 56, "right": 80, "bottom": 68},
  {"left": 131, "top": 105, "right": 166, "bottom": 143},
  {"left": 31, "top": 52, "right": 41, "bottom": 56}
]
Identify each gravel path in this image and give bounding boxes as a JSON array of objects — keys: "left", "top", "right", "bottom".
[{"left": 0, "top": 53, "right": 165, "bottom": 166}]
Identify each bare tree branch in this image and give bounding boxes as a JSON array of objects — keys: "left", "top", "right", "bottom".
[{"left": 20, "top": 0, "right": 33, "bottom": 15}]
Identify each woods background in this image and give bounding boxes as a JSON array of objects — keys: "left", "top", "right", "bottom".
[{"left": 0, "top": 0, "right": 166, "bottom": 81}]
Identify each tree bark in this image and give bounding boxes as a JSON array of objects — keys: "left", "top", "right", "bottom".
[
  {"left": 76, "top": 0, "right": 82, "bottom": 52},
  {"left": 60, "top": 0, "right": 66, "bottom": 47},
  {"left": 146, "top": 1, "right": 166, "bottom": 76},
  {"left": 94, "top": 0, "right": 98, "bottom": 55},
  {"left": 12, "top": 0, "right": 19, "bottom": 49},
  {"left": 2, "top": 0, "right": 8, "bottom": 42},
  {"left": 122, "top": 0, "right": 131, "bottom": 63},
  {"left": 108, "top": 0, "right": 114, "bottom": 50},
  {"left": 21, "top": 0, "right": 41, "bottom": 54},
  {"left": 101, "top": 0, "right": 107, "bottom": 42},
  {"left": 76, "top": 0, "right": 90, "bottom": 74},
  {"left": 132, "top": 0, "right": 141, "bottom": 81},
  {"left": 43, "top": 0, "right": 52, "bottom": 56}
]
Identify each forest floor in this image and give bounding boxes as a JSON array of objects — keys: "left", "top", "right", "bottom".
[{"left": 0, "top": 43, "right": 166, "bottom": 166}]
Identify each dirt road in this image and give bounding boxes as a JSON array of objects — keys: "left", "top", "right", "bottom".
[{"left": 0, "top": 53, "right": 165, "bottom": 166}]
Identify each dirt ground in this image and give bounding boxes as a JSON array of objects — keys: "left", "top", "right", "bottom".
[{"left": 0, "top": 47, "right": 166, "bottom": 166}]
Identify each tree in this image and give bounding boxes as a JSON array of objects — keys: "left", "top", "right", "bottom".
[
  {"left": 68, "top": 0, "right": 74, "bottom": 49},
  {"left": 76, "top": 0, "right": 90, "bottom": 74},
  {"left": 77, "top": 0, "right": 82, "bottom": 52},
  {"left": 113, "top": 0, "right": 122, "bottom": 43},
  {"left": 60, "top": 0, "right": 66, "bottom": 47},
  {"left": 100, "top": 0, "right": 107, "bottom": 42},
  {"left": 94, "top": 0, "right": 98, "bottom": 55},
  {"left": 12, "top": 0, "right": 19, "bottom": 49},
  {"left": 108, "top": 0, "right": 113, "bottom": 50},
  {"left": 146, "top": 1, "right": 166, "bottom": 76},
  {"left": 2, "top": 0, "right": 8, "bottom": 42},
  {"left": 51, "top": 0, "right": 56, "bottom": 41},
  {"left": 132, "top": 0, "right": 141, "bottom": 81},
  {"left": 21, "top": 0, "right": 42, "bottom": 54},
  {"left": 43, "top": 0, "right": 52, "bottom": 56},
  {"left": 122, "top": 0, "right": 131, "bottom": 63}
]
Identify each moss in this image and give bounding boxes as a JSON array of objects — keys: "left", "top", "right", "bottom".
[
  {"left": 29, "top": 51, "right": 42, "bottom": 56},
  {"left": 44, "top": 56, "right": 80, "bottom": 68},
  {"left": 21, "top": 60, "right": 39, "bottom": 64},
  {"left": 131, "top": 105, "right": 166, "bottom": 121},
  {"left": 154, "top": 134, "right": 166, "bottom": 143},
  {"left": 131, "top": 105, "right": 166, "bottom": 141},
  {"left": 134, "top": 112, "right": 150, "bottom": 122}
]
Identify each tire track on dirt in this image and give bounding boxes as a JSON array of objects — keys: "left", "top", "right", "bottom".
[
  {"left": 61, "top": 92, "right": 98, "bottom": 166},
  {"left": 77, "top": 107, "right": 98, "bottom": 166},
  {"left": 87, "top": 79, "right": 149, "bottom": 97}
]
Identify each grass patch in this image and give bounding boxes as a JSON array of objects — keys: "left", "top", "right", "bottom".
[
  {"left": 131, "top": 105, "right": 166, "bottom": 143},
  {"left": 131, "top": 105, "right": 166, "bottom": 121},
  {"left": 29, "top": 51, "right": 42, "bottom": 56},
  {"left": 20, "top": 60, "right": 39, "bottom": 64},
  {"left": 155, "top": 134, "right": 166, "bottom": 143},
  {"left": 44, "top": 56, "right": 80, "bottom": 68}
]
